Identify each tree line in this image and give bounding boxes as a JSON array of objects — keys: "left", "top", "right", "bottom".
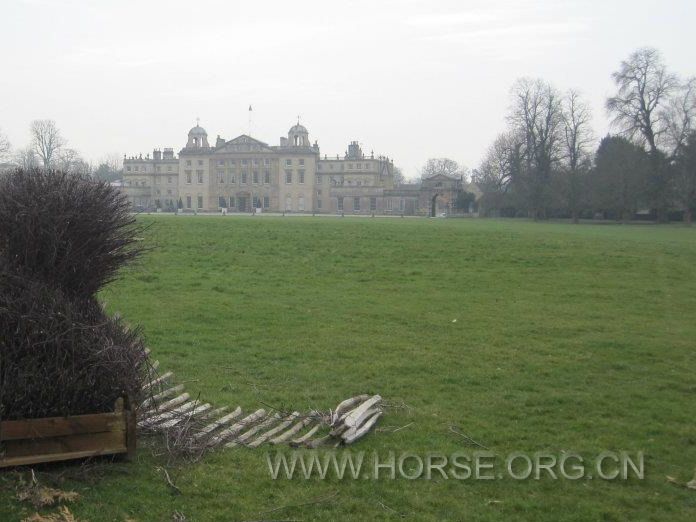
[
  {"left": 0, "top": 120, "right": 122, "bottom": 182},
  {"left": 473, "top": 48, "right": 696, "bottom": 223}
]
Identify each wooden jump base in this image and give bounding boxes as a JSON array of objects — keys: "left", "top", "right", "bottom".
[{"left": 0, "top": 398, "right": 136, "bottom": 469}]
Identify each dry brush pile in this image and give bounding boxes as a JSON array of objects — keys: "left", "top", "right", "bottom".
[{"left": 0, "top": 168, "right": 150, "bottom": 421}]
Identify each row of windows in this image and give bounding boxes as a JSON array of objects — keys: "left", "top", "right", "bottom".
[
  {"left": 126, "top": 165, "right": 175, "bottom": 173},
  {"left": 216, "top": 170, "right": 272, "bottom": 185},
  {"left": 317, "top": 162, "right": 372, "bottom": 171},
  {"left": 335, "top": 197, "right": 406, "bottom": 212}
]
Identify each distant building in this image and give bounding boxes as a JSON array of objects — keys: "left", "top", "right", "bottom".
[{"left": 122, "top": 121, "right": 477, "bottom": 216}]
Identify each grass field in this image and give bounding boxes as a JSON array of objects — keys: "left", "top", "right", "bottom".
[{"left": 2, "top": 216, "right": 696, "bottom": 521}]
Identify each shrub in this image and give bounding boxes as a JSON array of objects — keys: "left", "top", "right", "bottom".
[
  {"left": 0, "top": 169, "right": 150, "bottom": 420},
  {"left": 0, "top": 168, "right": 143, "bottom": 297}
]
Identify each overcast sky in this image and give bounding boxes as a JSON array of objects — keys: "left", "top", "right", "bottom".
[{"left": 1, "top": 0, "right": 694, "bottom": 177}]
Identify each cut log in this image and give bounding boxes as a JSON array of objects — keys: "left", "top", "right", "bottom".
[
  {"left": 289, "top": 424, "right": 321, "bottom": 447},
  {"left": 142, "top": 371, "right": 173, "bottom": 392},
  {"left": 246, "top": 412, "right": 300, "bottom": 448},
  {"left": 304, "top": 434, "right": 332, "bottom": 449},
  {"left": 193, "top": 407, "right": 242, "bottom": 441},
  {"left": 342, "top": 411, "right": 382, "bottom": 444},
  {"left": 141, "top": 392, "right": 190, "bottom": 419},
  {"left": 332, "top": 394, "right": 370, "bottom": 425},
  {"left": 140, "top": 384, "right": 184, "bottom": 410},
  {"left": 226, "top": 414, "right": 280, "bottom": 448},
  {"left": 207, "top": 409, "right": 265, "bottom": 447},
  {"left": 139, "top": 399, "right": 196, "bottom": 428},
  {"left": 157, "top": 404, "right": 211, "bottom": 430},
  {"left": 269, "top": 417, "right": 314, "bottom": 445},
  {"left": 343, "top": 395, "right": 381, "bottom": 429}
]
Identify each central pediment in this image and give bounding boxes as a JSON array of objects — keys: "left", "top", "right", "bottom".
[{"left": 215, "top": 135, "right": 273, "bottom": 153}]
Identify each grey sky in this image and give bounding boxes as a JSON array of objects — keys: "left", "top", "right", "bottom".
[{"left": 1, "top": 0, "right": 694, "bottom": 177}]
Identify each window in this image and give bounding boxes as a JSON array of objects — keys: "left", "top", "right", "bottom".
[
  {"left": 197, "top": 195, "right": 203, "bottom": 209},
  {"left": 299, "top": 159, "right": 305, "bottom": 166},
  {"left": 263, "top": 196, "right": 269, "bottom": 208},
  {"left": 185, "top": 171, "right": 192, "bottom": 184},
  {"left": 186, "top": 195, "right": 192, "bottom": 209},
  {"left": 264, "top": 158, "right": 270, "bottom": 166},
  {"left": 242, "top": 159, "right": 248, "bottom": 166},
  {"left": 357, "top": 163, "right": 362, "bottom": 169},
  {"left": 156, "top": 166, "right": 161, "bottom": 172},
  {"left": 253, "top": 196, "right": 260, "bottom": 208},
  {"left": 229, "top": 196, "right": 235, "bottom": 208},
  {"left": 241, "top": 171, "right": 248, "bottom": 184},
  {"left": 329, "top": 164, "right": 334, "bottom": 170},
  {"left": 217, "top": 171, "right": 224, "bottom": 183},
  {"left": 317, "top": 164, "right": 322, "bottom": 171},
  {"left": 134, "top": 166, "right": 139, "bottom": 172},
  {"left": 167, "top": 176, "right": 172, "bottom": 184},
  {"left": 264, "top": 170, "right": 270, "bottom": 184},
  {"left": 315, "top": 175, "right": 320, "bottom": 184},
  {"left": 399, "top": 199, "right": 404, "bottom": 211},
  {"left": 386, "top": 199, "right": 393, "bottom": 210},
  {"left": 198, "top": 160, "right": 203, "bottom": 166},
  {"left": 317, "top": 199, "right": 322, "bottom": 209},
  {"left": 167, "top": 165, "right": 172, "bottom": 172},
  {"left": 217, "top": 160, "right": 224, "bottom": 166},
  {"left": 298, "top": 195, "right": 305, "bottom": 211},
  {"left": 126, "top": 166, "right": 131, "bottom": 172},
  {"left": 229, "top": 172, "right": 236, "bottom": 183},
  {"left": 197, "top": 170, "right": 204, "bottom": 184},
  {"left": 348, "top": 163, "right": 353, "bottom": 169},
  {"left": 370, "top": 197, "right": 377, "bottom": 211},
  {"left": 285, "top": 195, "right": 292, "bottom": 211},
  {"left": 285, "top": 159, "right": 292, "bottom": 167},
  {"left": 337, "top": 197, "right": 343, "bottom": 211},
  {"left": 228, "top": 159, "right": 236, "bottom": 166},
  {"left": 353, "top": 197, "right": 360, "bottom": 211},
  {"left": 167, "top": 189, "right": 172, "bottom": 195},
  {"left": 298, "top": 170, "right": 305, "bottom": 184},
  {"left": 317, "top": 189, "right": 322, "bottom": 196},
  {"left": 285, "top": 170, "right": 292, "bottom": 184},
  {"left": 219, "top": 196, "right": 226, "bottom": 208},
  {"left": 253, "top": 171, "right": 259, "bottom": 184},
  {"left": 253, "top": 159, "right": 259, "bottom": 166},
  {"left": 365, "top": 163, "right": 369, "bottom": 169},
  {"left": 186, "top": 160, "right": 191, "bottom": 166}
]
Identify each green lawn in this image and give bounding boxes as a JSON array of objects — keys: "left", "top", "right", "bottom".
[{"left": 2, "top": 216, "right": 696, "bottom": 521}]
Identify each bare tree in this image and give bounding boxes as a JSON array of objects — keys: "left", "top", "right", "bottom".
[
  {"left": 664, "top": 77, "right": 696, "bottom": 158},
  {"left": 473, "top": 132, "right": 525, "bottom": 216},
  {"left": 606, "top": 48, "right": 679, "bottom": 220},
  {"left": 0, "top": 128, "right": 10, "bottom": 161},
  {"left": 13, "top": 146, "right": 40, "bottom": 170},
  {"left": 392, "top": 165, "right": 405, "bottom": 186},
  {"left": 508, "top": 78, "right": 564, "bottom": 219},
  {"left": 30, "top": 119, "right": 66, "bottom": 168},
  {"left": 420, "top": 158, "right": 466, "bottom": 180},
  {"left": 606, "top": 48, "right": 678, "bottom": 154},
  {"left": 561, "top": 90, "right": 594, "bottom": 223},
  {"left": 56, "top": 148, "right": 91, "bottom": 175}
]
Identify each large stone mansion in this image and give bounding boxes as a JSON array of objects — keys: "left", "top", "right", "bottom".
[{"left": 122, "top": 122, "right": 472, "bottom": 216}]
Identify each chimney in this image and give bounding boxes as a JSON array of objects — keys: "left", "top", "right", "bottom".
[
  {"left": 162, "top": 148, "right": 174, "bottom": 159},
  {"left": 153, "top": 149, "right": 162, "bottom": 160}
]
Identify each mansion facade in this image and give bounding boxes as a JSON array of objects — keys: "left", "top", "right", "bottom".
[{"left": 122, "top": 122, "right": 475, "bottom": 216}]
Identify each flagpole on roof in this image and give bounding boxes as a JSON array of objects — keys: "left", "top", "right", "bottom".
[{"left": 248, "top": 104, "right": 252, "bottom": 137}]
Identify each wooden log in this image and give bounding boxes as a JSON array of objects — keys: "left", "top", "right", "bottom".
[
  {"left": 140, "top": 384, "right": 185, "bottom": 410},
  {"left": 207, "top": 409, "right": 265, "bottom": 447},
  {"left": 142, "top": 392, "right": 190, "bottom": 418},
  {"left": 246, "top": 412, "right": 300, "bottom": 448},
  {"left": 343, "top": 395, "right": 381, "bottom": 429},
  {"left": 139, "top": 399, "right": 197, "bottom": 429},
  {"left": 226, "top": 414, "right": 281, "bottom": 448},
  {"left": 141, "top": 371, "right": 173, "bottom": 392},
  {"left": 269, "top": 417, "right": 314, "bottom": 445},
  {"left": 332, "top": 394, "right": 370, "bottom": 425},
  {"left": 157, "top": 404, "right": 211, "bottom": 430},
  {"left": 289, "top": 424, "right": 321, "bottom": 446},
  {"left": 193, "top": 407, "right": 242, "bottom": 441},
  {"left": 342, "top": 411, "right": 382, "bottom": 444}
]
